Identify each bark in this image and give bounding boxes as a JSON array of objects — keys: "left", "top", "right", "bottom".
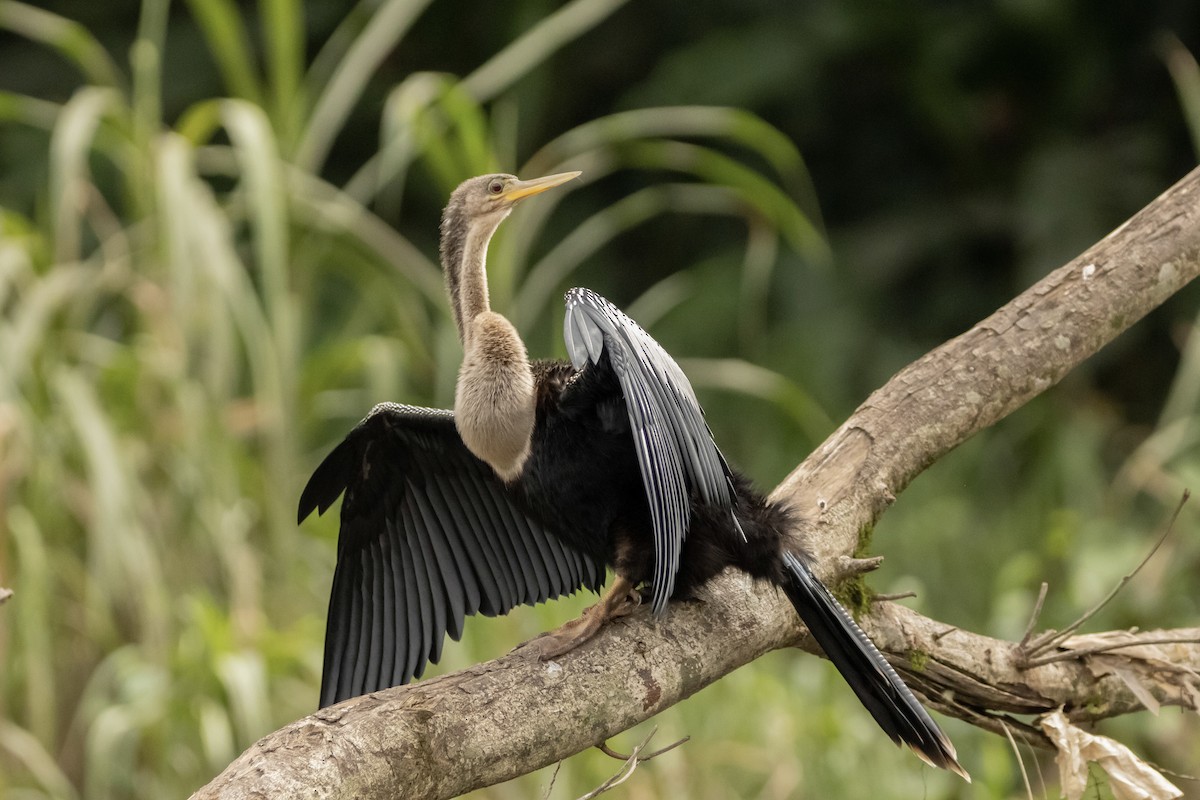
[{"left": 191, "top": 165, "right": 1200, "bottom": 799}]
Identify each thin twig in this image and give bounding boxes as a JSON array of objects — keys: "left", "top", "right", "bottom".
[
  {"left": 542, "top": 762, "right": 563, "bottom": 800},
  {"left": 576, "top": 753, "right": 639, "bottom": 799},
  {"left": 933, "top": 625, "right": 958, "bottom": 642},
  {"left": 835, "top": 555, "right": 884, "bottom": 581},
  {"left": 1149, "top": 763, "right": 1199, "bottom": 783},
  {"left": 1018, "top": 582, "right": 1049, "bottom": 650},
  {"left": 1023, "top": 634, "right": 1200, "bottom": 668},
  {"left": 945, "top": 704, "right": 1053, "bottom": 750},
  {"left": 596, "top": 730, "right": 690, "bottom": 762},
  {"left": 1023, "top": 491, "right": 1188, "bottom": 660},
  {"left": 874, "top": 591, "right": 917, "bottom": 602},
  {"left": 1032, "top": 728, "right": 1050, "bottom": 800},
  {"left": 1001, "top": 720, "right": 1035, "bottom": 800},
  {"left": 579, "top": 728, "right": 666, "bottom": 799}
]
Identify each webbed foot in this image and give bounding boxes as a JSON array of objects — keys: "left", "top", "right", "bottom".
[{"left": 515, "top": 575, "right": 641, "bottom": 660}]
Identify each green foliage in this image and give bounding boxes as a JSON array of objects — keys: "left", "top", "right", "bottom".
[
  {"left": 0, "top": 1, "right": 835, "bottom": 798},
  {"left": 1, "top": 1, "right": 1198, "bottom": 799}
]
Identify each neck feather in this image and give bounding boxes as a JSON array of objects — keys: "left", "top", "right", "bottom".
[
  {"left": 441, "top": 206, "right": 507, "bottom": 343},
  {"left": 441, "top": 206, "right": 533, "bottom": 479},
  {"left": 456, "top": 221, "right": 498, "bottom": 344}
]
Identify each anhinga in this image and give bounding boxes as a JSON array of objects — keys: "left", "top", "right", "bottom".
[{"left": 298, "top": 171, "right": 967, "bottom": 778}]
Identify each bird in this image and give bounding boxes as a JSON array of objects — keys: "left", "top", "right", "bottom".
[{"left": 297, "top": 170, "right": 968, "bottom": 779}]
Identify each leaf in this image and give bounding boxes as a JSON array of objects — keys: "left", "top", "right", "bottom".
[
  {"left": 1108, "top": 664, "right": 1161, "bottom": 716},
  {"left": 0, "top": 1, "right": 123, "bottom": 89},
  {"left": 1039, "top": 709, "right": 1182, "bottom": 800},
  {"left": 183, "top": 0, "right": 263, "bottom": 103},
  {"left": 1068, "top": 632, "right": 1200, "bottom": 716},
  {"left": 296, "top": 0, "right": 435, "bottom": 171},
  {"left": 1108, "top": 662, "right": 1163, "bottom": 716},
  {"left": 461, "top": 0, "right": 632, "bottom": 103}
]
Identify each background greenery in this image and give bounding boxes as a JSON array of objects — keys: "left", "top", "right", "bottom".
[{"left": 1, "top": 1, "right": 1199, "bottom": 798}]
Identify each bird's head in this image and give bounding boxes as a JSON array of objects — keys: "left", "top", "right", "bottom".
[
  {"left": 443, "top": 171, "right": 581, "bottom": 229},
  {"left": 439, "top": 171, "right": 581, "bottom": 335}
]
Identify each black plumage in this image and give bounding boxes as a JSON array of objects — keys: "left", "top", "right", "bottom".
[
  {"left": 298, "top": 172, "right": 967, "bottom": 779},
  {"left": 298, "top": 404, "right": 604, "bottom": 706}
]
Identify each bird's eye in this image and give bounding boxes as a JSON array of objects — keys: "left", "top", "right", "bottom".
[{"left": 488, "top": 180, "right": 504, "bottom": 195}]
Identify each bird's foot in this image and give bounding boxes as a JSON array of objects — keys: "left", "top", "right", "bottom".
[
  {"left": 516, "top": 611, "right": 606, "bottom": 661},
  {"left": 608, "top": 585, "right": 642, "bottom": 619},
  {"left": 514, "top": 577, "right": 641, "bottom": 661}
]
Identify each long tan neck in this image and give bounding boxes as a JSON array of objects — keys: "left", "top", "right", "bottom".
[{"left": 452, "top": 219, "right": 535, "bottom": 481}]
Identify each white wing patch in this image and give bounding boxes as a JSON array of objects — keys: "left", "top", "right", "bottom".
[{"left": 564, "top": 287, "right": 741, "bottom": 614}]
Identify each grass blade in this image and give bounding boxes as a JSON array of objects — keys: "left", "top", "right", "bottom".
[
  {"left": 221, "top": 100, "right": 291, "bottom": 343},
  {"left": 0, "top": 0, "right": 123, "bottom": 90},
  {"left": 297, "top": 0, "right": 435, "bottom": 172},
  {"left": 1161, "top": 34, "right": 1200, "bottom": 160},
  {"left": 183, "top": 0, "right": 264, "bottom": 103},
  {"left": 515, "top": 183, "right": 747, "bottom": 326},
  {"left": 0, "top": 718, "right": 80, "bottom": 800},
  {"left": 461, "top": 0, "right": 631, "bottom": 102},
  {"left": 525, "top": 105, "right": 821, "bottom": 218},
  {"left": 678, "top": 357, "right": 834, "bottom": 443},
  {"left": 48, "top": 86, "right": 120, "bottom": 263},
  {"left": 259, "top": 0, "right": 305, "bottom": 148},
  {"left": 6, "top": 507, "right": 58, "bottom": 749},
  {"left": 0, "top": 89, "right": 61, "bottom": 129}
]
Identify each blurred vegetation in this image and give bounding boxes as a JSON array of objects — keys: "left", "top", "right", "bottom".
[{"left": 1, "top": 1, "right": 1199, "bottom": 798}]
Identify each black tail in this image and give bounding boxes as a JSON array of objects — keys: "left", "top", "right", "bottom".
[{"left": 779, "top": 552, "right": 969, "bottom": 780}]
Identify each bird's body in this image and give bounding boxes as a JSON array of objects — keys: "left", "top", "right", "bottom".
[
  {"left": 299, "top": 172, "right": 967, "bottom": 779},
  {"left": 516, "top": 356, "right": 784, "bottom": 596},
  {"left": 518, "top": 357, "right": 651, "bottom": 569}
]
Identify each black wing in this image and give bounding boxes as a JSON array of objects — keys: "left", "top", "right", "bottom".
[
  {"left": 298, "top": 403, "right": 605, "bottom": 708},
  {"left": 562, "top": 287, "right": 740, "bottom": 615}
]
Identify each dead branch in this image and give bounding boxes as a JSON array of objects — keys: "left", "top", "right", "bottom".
[
  {"left": 1020, "top": 490, "right": 1188, "bottom": 662},
  {"left": 596, "top": 731, "right": 689, "bottom": 762},
  {"left": 191, "top": 165, "right": 1200, "bottom": 799},
  {"left": 577, "top": 728, "right": 663, "bottom": 799}
]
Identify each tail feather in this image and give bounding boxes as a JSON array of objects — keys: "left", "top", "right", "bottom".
[{"left": 780, "top": 552, "right": 969, "bottom": 781}]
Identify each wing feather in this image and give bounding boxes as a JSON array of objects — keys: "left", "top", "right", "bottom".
[
  {"left": 462, "top": 474, "right": 525, "bottom": 608},
  {"left": 397, "top": 499, "right": 439, "bottom": 676},
  {"left": 564, "top": 287, "right": 737, "bottom": 615},
  {"left": 322, "top": 546, "right": 355, "bottom": 702},
  {"left": 397, "top": 532, "right": 423, "bottom": 683},
  {"left": 379, "top": 518, "right": 403, "bottom": 687},
  {"left": 476, "top": 478, "right": 548, "bottom": 605},
  {"left": 301, "top": 403, "right": 604, "bottom": 708},
  {"left": 538, "top": 516, "right": 581, "bottom": 591},
  {"left": 438, "top": 471, "right": 510, "bottom": 615},
  {"left": 417, "top": 475, "right": 477, "bottom": 635},
  {"left": 408, "top": 515, "right": 448, "bottom": 667},
  {"left": 367, "top": 532, "right": 389, "bottom": 692},
  {"left": 348, "top": 552, "right": 370, "bottom": 697}
]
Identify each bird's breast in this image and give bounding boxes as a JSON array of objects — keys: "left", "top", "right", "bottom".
[{"left": 455, "top": 312, "right": 536, "bottom": 481}]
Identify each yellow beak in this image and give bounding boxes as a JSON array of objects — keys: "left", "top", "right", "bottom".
[{"left": 502, "top": 171, "right": 582, "bottom": 202}]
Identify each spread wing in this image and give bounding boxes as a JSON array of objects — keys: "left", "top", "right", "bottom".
[
  {"left": 298, "top": 403, "right": 605, "bottom": 708},
  {"left": 562, "top": 287, "right": 740, "bottom": 615}
]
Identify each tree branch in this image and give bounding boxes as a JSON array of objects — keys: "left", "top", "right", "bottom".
[{"left": 191, "top": 165, "right": 1200, "bottom": 799}]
